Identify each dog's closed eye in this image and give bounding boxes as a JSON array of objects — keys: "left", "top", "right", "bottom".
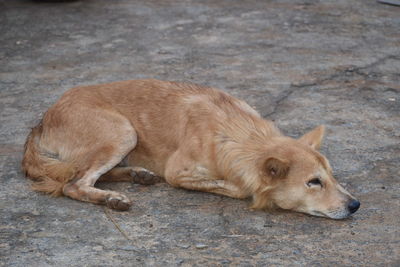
[{"left": 307, "top": 178, "right": 322, "bottom": 187}]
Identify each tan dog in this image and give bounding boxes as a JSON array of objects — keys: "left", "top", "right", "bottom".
[{"left": 22, "top": 79, "right": 360, "bottom": 219}]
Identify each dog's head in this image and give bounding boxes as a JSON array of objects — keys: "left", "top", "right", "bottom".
[{"left": 252, "top": 125, "right": 360, "bottom": 219}]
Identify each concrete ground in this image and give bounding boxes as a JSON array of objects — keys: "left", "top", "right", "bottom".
[{"left": 1, "top": 0, "right": 399, "bottom": 266}]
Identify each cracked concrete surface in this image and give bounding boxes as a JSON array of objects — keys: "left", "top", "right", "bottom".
[{"left": 1, "top": 0, "right": 399, "bottom": 266}]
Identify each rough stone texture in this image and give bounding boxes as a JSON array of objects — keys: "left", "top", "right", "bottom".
[{"left": 0, "top": 0, "right": 399, "bottom": 266}]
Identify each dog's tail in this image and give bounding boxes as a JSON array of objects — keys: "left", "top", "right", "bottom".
[{"left": 22, "top": 123, "right": 76, "bottom": 196}]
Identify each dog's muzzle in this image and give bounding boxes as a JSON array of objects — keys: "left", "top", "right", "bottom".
[{"left": 311, "top": 198, "right": 361, "bottom": 219}]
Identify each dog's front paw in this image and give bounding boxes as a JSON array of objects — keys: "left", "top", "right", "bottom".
[
  {"left": 131, "top": 170, "right": 162, "bottom": 185},
  {"left": 106, "top": 195, "right": 132, "bottom": 211}
]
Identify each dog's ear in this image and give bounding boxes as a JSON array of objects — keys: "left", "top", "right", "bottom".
[
  {"left": 299, "top": 125, "right": 325, "bottom": 150},
  {"left": 264, "top": 157, "right": 290, "bottom": 179}
]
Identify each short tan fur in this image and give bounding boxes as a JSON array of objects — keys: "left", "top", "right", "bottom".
[{"left": 22, "top": 80, "right": 360, "bottom": 218}]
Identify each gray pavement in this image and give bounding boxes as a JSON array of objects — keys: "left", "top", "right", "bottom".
[{"left": 1, "top": 0, "right": 399, "bottom": 266}]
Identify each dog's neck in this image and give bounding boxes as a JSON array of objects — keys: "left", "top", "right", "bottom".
[{"left": 214, "top": 116, "right": 282, "bottom": 195}]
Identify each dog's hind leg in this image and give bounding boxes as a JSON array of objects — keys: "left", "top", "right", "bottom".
[
  {"left": 60, "top": 113, "right": 138, "bottom": 211},
  {"left": 98, "top": 167, "right": 163, "bottom": 185}
]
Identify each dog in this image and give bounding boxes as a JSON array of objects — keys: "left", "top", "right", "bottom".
[{"left": 22, "top": 79, "right": 360, "bottom": 219}]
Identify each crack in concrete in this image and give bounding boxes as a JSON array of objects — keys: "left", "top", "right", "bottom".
[
  {"left": 263, "top": 88, "right": 296, "bottom": 118},
  {"left": 263, "top": 54, "right": 400, "bottom": 118},
  {"left": 103, "top": 207, "right": 131, "bottom": 241},
  {"left": 321, "top": 54, "right": 400, "bottom": 83}
]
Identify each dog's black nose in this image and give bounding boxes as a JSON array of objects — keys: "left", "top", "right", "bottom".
[{"left": 348, "top": 199, "right": 360, "bottom": 214}]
